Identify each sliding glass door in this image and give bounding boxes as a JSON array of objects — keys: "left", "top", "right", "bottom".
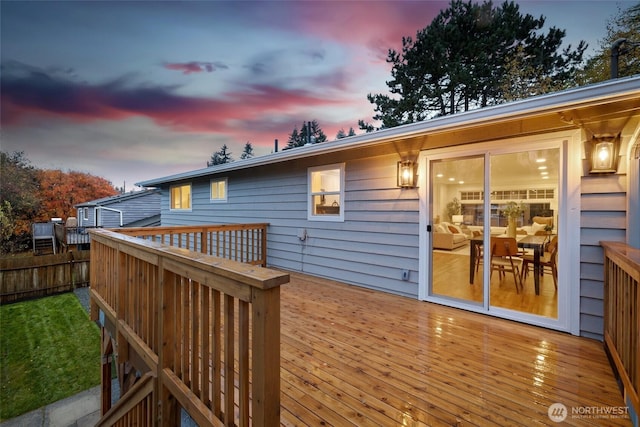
[
  {"left": 429, "top": 156, "right": 485, "bottom": 306},
  {"left": 425, "top": 146, "right": 560, "bottom": 323},
  {"left": 489, "top": 149, "right": 559, "bottom": 318}
]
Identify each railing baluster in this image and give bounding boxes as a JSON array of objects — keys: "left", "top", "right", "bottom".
[
  {"left": 89, "top": 225, "right": 286, "bottom": 426},
  {"left": 224, "top": 294, "right": 234, "bottom": 426},
  {"left": 602, "top": 241, "right": 639, "bottom": 422}
]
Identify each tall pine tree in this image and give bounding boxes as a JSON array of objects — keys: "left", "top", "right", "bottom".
[
  {"left": 367, "top": 0, "right": 586, "bottom": 128},
  {"left": 285, "top": 120, "right": 327, "bottom": 149}
]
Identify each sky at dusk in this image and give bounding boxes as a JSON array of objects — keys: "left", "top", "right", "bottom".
[{"left": 1, "top": 0, "right": 634, "bottom": 190}]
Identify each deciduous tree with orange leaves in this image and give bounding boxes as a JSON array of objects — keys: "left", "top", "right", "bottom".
[
  {"left": 38, "top": 169, "right": 117, "bottom": 221},
  {"left": 1, "top": 150, "right": 118, "bottom": 253}
]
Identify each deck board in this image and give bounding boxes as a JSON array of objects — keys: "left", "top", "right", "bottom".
[{"left": 279, "top": 272, "right": 631, "bottom": 426}]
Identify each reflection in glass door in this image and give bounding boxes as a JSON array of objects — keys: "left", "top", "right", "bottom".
[
  {"left": 489, "top": 149, "right": 559, "bottom": 319},
  {"left": 430, "top": 156, "right": 485, "bottom": 306},
  {"left": 428, "top": 148, "right": 559, "bottom": 321}
]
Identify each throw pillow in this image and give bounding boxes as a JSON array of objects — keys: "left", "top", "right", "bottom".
[
  {"left": 448, "top": 225, "right": 459, "bottom": 234},
  {"left": 532, "top": 222, "right": 546, "bottom": 234}
]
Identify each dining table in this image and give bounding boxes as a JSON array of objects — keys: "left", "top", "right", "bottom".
[{"left": 469, "top": 234, "right": 549, "bottom": 295}]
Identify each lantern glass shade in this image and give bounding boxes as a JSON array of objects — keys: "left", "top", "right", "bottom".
[
  {"left": 589, "top": 135, "right": 619, "bottom": 173},
  {"left": 398, "top": 161, "right": 416, "bottom": 188}
]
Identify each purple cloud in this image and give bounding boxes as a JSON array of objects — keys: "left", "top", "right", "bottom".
[{"left": 163, "top": 61, "right": 229, "bottom": 74}]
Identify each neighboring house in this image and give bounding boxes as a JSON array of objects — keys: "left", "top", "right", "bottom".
[
  {"left": 138, "top": 76, "right": 640, "bottom": 341},
  {"left": 75, "top": 189, "right": 161, "bottom": 228}
]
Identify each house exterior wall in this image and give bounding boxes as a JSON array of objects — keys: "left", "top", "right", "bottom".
[
  {"left": 160, "top": 153, "right": 422, "bottom": 298},
  {"left": 146, "top": 79, "right": 640, "bottom": 340},
  {"left": 77, "top": 207, "right": 95, "bottom": 227},
  {"left": 77, "top": 191, "right": 161, "bottom": 228},
  {"left": 155, "top": 141, "right": 630, "bottom": 340},
  {"left": 579, "top": 175, "right": 627, "bottom": 339}
]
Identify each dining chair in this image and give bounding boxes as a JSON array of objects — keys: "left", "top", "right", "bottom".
[
  {"left": 472, "top": 231, "right": 484, "bottom": 274},
  {"left": 521, "top": 235, "right": 558, "bottom": 290},
  {"left": 490, "top": 237, "right": 523, "bottom": 293}
]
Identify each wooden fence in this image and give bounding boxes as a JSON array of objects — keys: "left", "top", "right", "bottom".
[
  {"left": 0, "top": 251, "right": 90, "bottom": 304},
  {"left": 602, "top": 241, "right": 639, "bottom": 422},
  {"left": 90, "top": 226, "right": 288, "bottom": 426}
]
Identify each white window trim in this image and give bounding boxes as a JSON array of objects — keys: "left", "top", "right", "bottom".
[
  {"left": 170, "top": 183, "right": 192, "bottom": 211},
  {"left": 307, "top": 163, "right": 345, "bottom": 222},
  {"left": 419, "top": 131, "right": 579, "bottom": 335},
  {"left": 210, "top": 177, "right": 228, "bottom": 203}
]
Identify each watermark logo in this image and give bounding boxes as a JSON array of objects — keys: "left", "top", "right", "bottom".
[
  {"left": 548, "top": 403, "right": 568, "bottom": 423},
  {"left": 548, "top": 403, "right": 629, "bottom": 422}
]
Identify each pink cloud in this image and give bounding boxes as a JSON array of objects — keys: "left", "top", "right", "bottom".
[
  {"left": 0, "top": 67, "right": 354, "bottom": 147},
  {"left": 163, "top": 61, "right": 228, "bottom": 74},
  {"left": 285, "top": 2, "right": 447, "bottom": 56}
]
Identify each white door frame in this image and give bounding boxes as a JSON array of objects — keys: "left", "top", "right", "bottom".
[{"left": 418, "top": 131, "right": 581, "bottom": 334}]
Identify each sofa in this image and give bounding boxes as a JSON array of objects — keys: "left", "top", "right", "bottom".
[
  {"left": 433, "top": 222, "right": 469, "bottom": 250},
  {"left": 466, "top": 216, "right": 554, "bottom": 237}
]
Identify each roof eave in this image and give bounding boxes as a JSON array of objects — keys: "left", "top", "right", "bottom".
[{"left": 137, "top": 76, "right": 640, "bottom": 188}]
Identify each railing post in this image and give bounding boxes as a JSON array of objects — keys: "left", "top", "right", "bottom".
[
  {"left": 261, "top": 225, "right": 268, "bottom": 267},
  {"left": 251, "top": 286, "right": 281, "bottom": 425},
  {"left": 159, "top": 263, "right": 179, "bottom": 426}
]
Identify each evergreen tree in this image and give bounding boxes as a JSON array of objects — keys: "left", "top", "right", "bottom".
[
  {"left": 367, "top": 0, "right": 586, "bottom": 128},
  {"left": 285, "top": 120, "right": 327, "bottom": 149},
  {"left": 207, "top": 144, "right": 233, "bottom": 166},
  {"left": 336, "top": 127, "right": 357, "bottom": 139},
  {"left": 358, "top": 119, "right": 375, "bottom": 133},
  {"left": 240, "top": 142, "right": 254, "bottom": 160}
]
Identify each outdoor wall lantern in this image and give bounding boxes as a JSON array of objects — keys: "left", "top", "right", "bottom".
[
  {"left": 398, "top": 160, "right": 417, "bottom": 188},
  {"left": 588, "top": 134, "right": 620, "bottom": 174}
]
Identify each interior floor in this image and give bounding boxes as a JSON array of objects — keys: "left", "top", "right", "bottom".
[{"left": 432, "top": 251, "right": 558, "bottom": 318}]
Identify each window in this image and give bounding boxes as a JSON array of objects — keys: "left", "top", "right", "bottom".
[
  {"left": 82, "top": 208, "right": 89, "bottom": 221},
  {"left": 308, "top": 164, "right": 344, "bottom": 221},
  {"left": 170, "top": 184, "right": 191, "bottom": 210},
  {"left": 210, "top": 178, "right": 227, "bottom": 202}
]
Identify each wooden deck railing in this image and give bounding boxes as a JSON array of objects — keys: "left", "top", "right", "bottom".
[
  {"left": 601, "top": 241, "right": 639, "bottom": 420},
  {"left": 115, "top": 223, "right": 268, "bottom": 266},
  {"left": 54, "top": 223, "right": 94, "bottom": 251},
  {"left": 89, "top": 226, "right": 289, "bottom": 426}
]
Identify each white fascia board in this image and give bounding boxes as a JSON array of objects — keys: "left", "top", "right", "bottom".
[{"left": 137, "top": 76, "right": 640, "bottom": 188}]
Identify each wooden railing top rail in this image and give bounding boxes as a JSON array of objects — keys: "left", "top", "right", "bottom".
[
  {"left": 115, "top": 223, "right": 269, "bottom": 237},
  {"left": 89, "top": 228, "right": 286, "bottom": 291},
  {"left": 601, "top": 241, "right": 640, "bottom": 281}
]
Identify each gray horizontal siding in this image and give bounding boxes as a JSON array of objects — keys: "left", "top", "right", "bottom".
[
  {"left": 80, "top": 192, "right": 161, "bottom": 228},
  {"left": 579, "top": 173, "right": 627, "bottom": 340},
  {"left": 160, "top": 153, "right": 421, "bottom": 298}
]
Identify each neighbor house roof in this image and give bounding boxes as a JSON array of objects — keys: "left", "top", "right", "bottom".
[
  {"left": 137, "top": 76, "right": 640, "bottom": 188},
  {"left": 75, "top": 188, "right": 161, "bottom": 208}
]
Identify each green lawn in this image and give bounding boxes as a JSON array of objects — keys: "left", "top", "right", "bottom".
[{"left": 0, "top": 292, "right": 100, "bottom": 421}]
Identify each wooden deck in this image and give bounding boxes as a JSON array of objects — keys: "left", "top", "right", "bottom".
[{"left": 279, "top": 272, "right": 631, "bottom": 426}]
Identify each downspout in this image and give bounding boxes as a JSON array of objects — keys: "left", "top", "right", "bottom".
[{"left": 95, "top": 206, "right": 124, "bottom": 227}]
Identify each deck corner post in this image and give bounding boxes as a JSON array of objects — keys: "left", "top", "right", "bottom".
[{"left": 251, "top": 286, "right": 281, "bottom": 426}]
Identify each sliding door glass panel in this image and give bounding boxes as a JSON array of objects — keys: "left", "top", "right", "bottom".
[
  {"left": 430, "top": 156, "right": 484, "bottom": 305},
  {"left": 489, "top": 149, "right": 559, "bottom": 318}
]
